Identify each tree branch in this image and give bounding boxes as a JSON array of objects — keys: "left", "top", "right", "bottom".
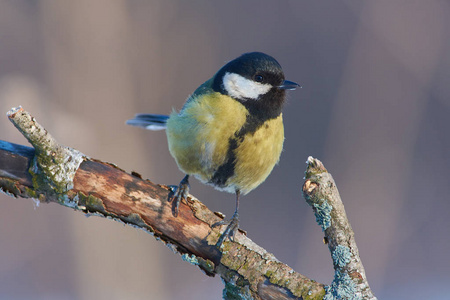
[
  {"left": 303, "top": 158, "right": 377, "bottom": 300},
  {"left": 1, "top": 106, "right": 376, "bottom": 299}
]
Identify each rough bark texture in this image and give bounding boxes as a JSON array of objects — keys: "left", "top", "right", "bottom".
[
  {"left": 303, "top": 157, "right": 377, "bottom": 300},
  {"left": 0, "top": 106, "right": 377, "bottom": 299}
]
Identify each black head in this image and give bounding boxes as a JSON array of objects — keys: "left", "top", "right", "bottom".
[{"left": 212, "top": 52, "right": 299, "bottom": 119}]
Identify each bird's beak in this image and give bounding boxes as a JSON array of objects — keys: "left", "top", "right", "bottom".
[{"left": 278, "top": 80, "right": 301, "bottom": 90}]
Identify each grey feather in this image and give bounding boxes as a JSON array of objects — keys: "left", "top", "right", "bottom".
[{"left": 126, "top": 114, "right": 169, "bottom": 131}]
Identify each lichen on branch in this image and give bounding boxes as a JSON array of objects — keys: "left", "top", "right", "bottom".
[
  {"left": 1, "top": 107, "right": 328, "bottom": 300},
  {"left": 303, "top": 157, "right": 377, "bottom": 300}
]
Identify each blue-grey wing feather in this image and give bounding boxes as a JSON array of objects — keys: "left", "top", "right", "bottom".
[{"left": 126, "top": 114, "right": 169, "bottom": 130}]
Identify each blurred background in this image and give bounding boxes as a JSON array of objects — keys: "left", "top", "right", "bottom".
[{"left": 0, "top": 1, "right": 449, "bottom": 299}]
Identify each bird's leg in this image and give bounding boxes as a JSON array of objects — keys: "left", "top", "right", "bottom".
[
  {"left": 213, "top": 190, "right": 241, "bottom": 247},
  {"left": 169, "top": 174, "right": 190, "bottom": 217}
]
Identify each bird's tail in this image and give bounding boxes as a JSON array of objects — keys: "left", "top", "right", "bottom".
[{"left": 126, "top": 114, "right": 169, "bottom": 131}]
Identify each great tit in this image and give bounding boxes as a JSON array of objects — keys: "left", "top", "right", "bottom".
[{"left": 127, "top": 52, "right": 299, "bottom": 244}]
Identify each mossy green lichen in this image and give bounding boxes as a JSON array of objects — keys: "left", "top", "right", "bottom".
[
  {"left": 219, "top": 241, "right": 326, "bottom": 299},
  {"left": 28, "top": 147, "right": 85, "bottom": 199},
  {"left": 77, "top": 192, "right": 106, "bottom": 213},
  {"left": 305, "top": 288, "right": 327, "bottom": 300},
  {"left": 264, "top": 270, "right": 273, "bottom": 278},
  {"left": 197, "top": 257, "right": 215, "bottom": 275},
  {"left": 122, "top": 213, "right": 153, "bottom": 230},
  {"left": 0, "top": 178, "right": 21, "bottom": 197},
  {"left": 24, "top": 186, "right": 40, "bottom": 199}
]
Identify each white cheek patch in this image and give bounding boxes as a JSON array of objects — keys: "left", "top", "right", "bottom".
[{"left": 222, "top": 72, "right": 272, "bottom": 100}]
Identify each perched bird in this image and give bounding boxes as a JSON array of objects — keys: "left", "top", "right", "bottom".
[{"left": 127, "top": 52, "right": 299, "bottom": 244}]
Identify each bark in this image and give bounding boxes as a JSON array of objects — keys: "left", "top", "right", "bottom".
[
  {"left": 0, "top": 106, "right": 376, "bottom": 300},
  {"left": 303, "top": 158, "right": 377, "bottom": 300}
]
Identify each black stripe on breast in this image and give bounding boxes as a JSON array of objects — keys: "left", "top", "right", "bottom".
[
  {"left": 209, "top": 138, "right": 238, "bottom": 187},
  {"left": 208, "top": 112, "right": 273, "bottom": 188},
  {"left": 208, "top": 89, "right": 284, "bottom": 189}
]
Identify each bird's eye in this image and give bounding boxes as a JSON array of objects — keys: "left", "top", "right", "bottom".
[{"left": 254, "top": 75, "right": 264, "bottom": 83}]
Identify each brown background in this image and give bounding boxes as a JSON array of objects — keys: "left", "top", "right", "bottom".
[{"left": 0, "top": 1, "right": 449, "bottom": 299}]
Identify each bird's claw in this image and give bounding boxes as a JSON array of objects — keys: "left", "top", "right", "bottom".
[
  {"left": 169, "top": 175, "right": 190, "bottom": 217},
  {"left": 213, "top": 212, "right": 240, "bottom": 247}
]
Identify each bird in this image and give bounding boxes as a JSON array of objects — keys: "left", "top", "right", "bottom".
[{"left": 126, "top": 52, "right": 299, "bottom": 245}]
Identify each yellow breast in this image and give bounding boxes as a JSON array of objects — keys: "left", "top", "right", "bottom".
[
  {"left": 166, "top": 92, "right": 284, "bottom": 194},
  {"left": 230, "top": 115, "right": 284, "bottom": 194},
  {"left": 166, "top": 92, "right": 248, "bottom": 181}
]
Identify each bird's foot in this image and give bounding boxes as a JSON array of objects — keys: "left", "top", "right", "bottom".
[
  {"left": 169, "top": 175, "right": 189, "bottom": 217},
  {"left": 212, "top": 212, "right": 240, "bottom": 247}
]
